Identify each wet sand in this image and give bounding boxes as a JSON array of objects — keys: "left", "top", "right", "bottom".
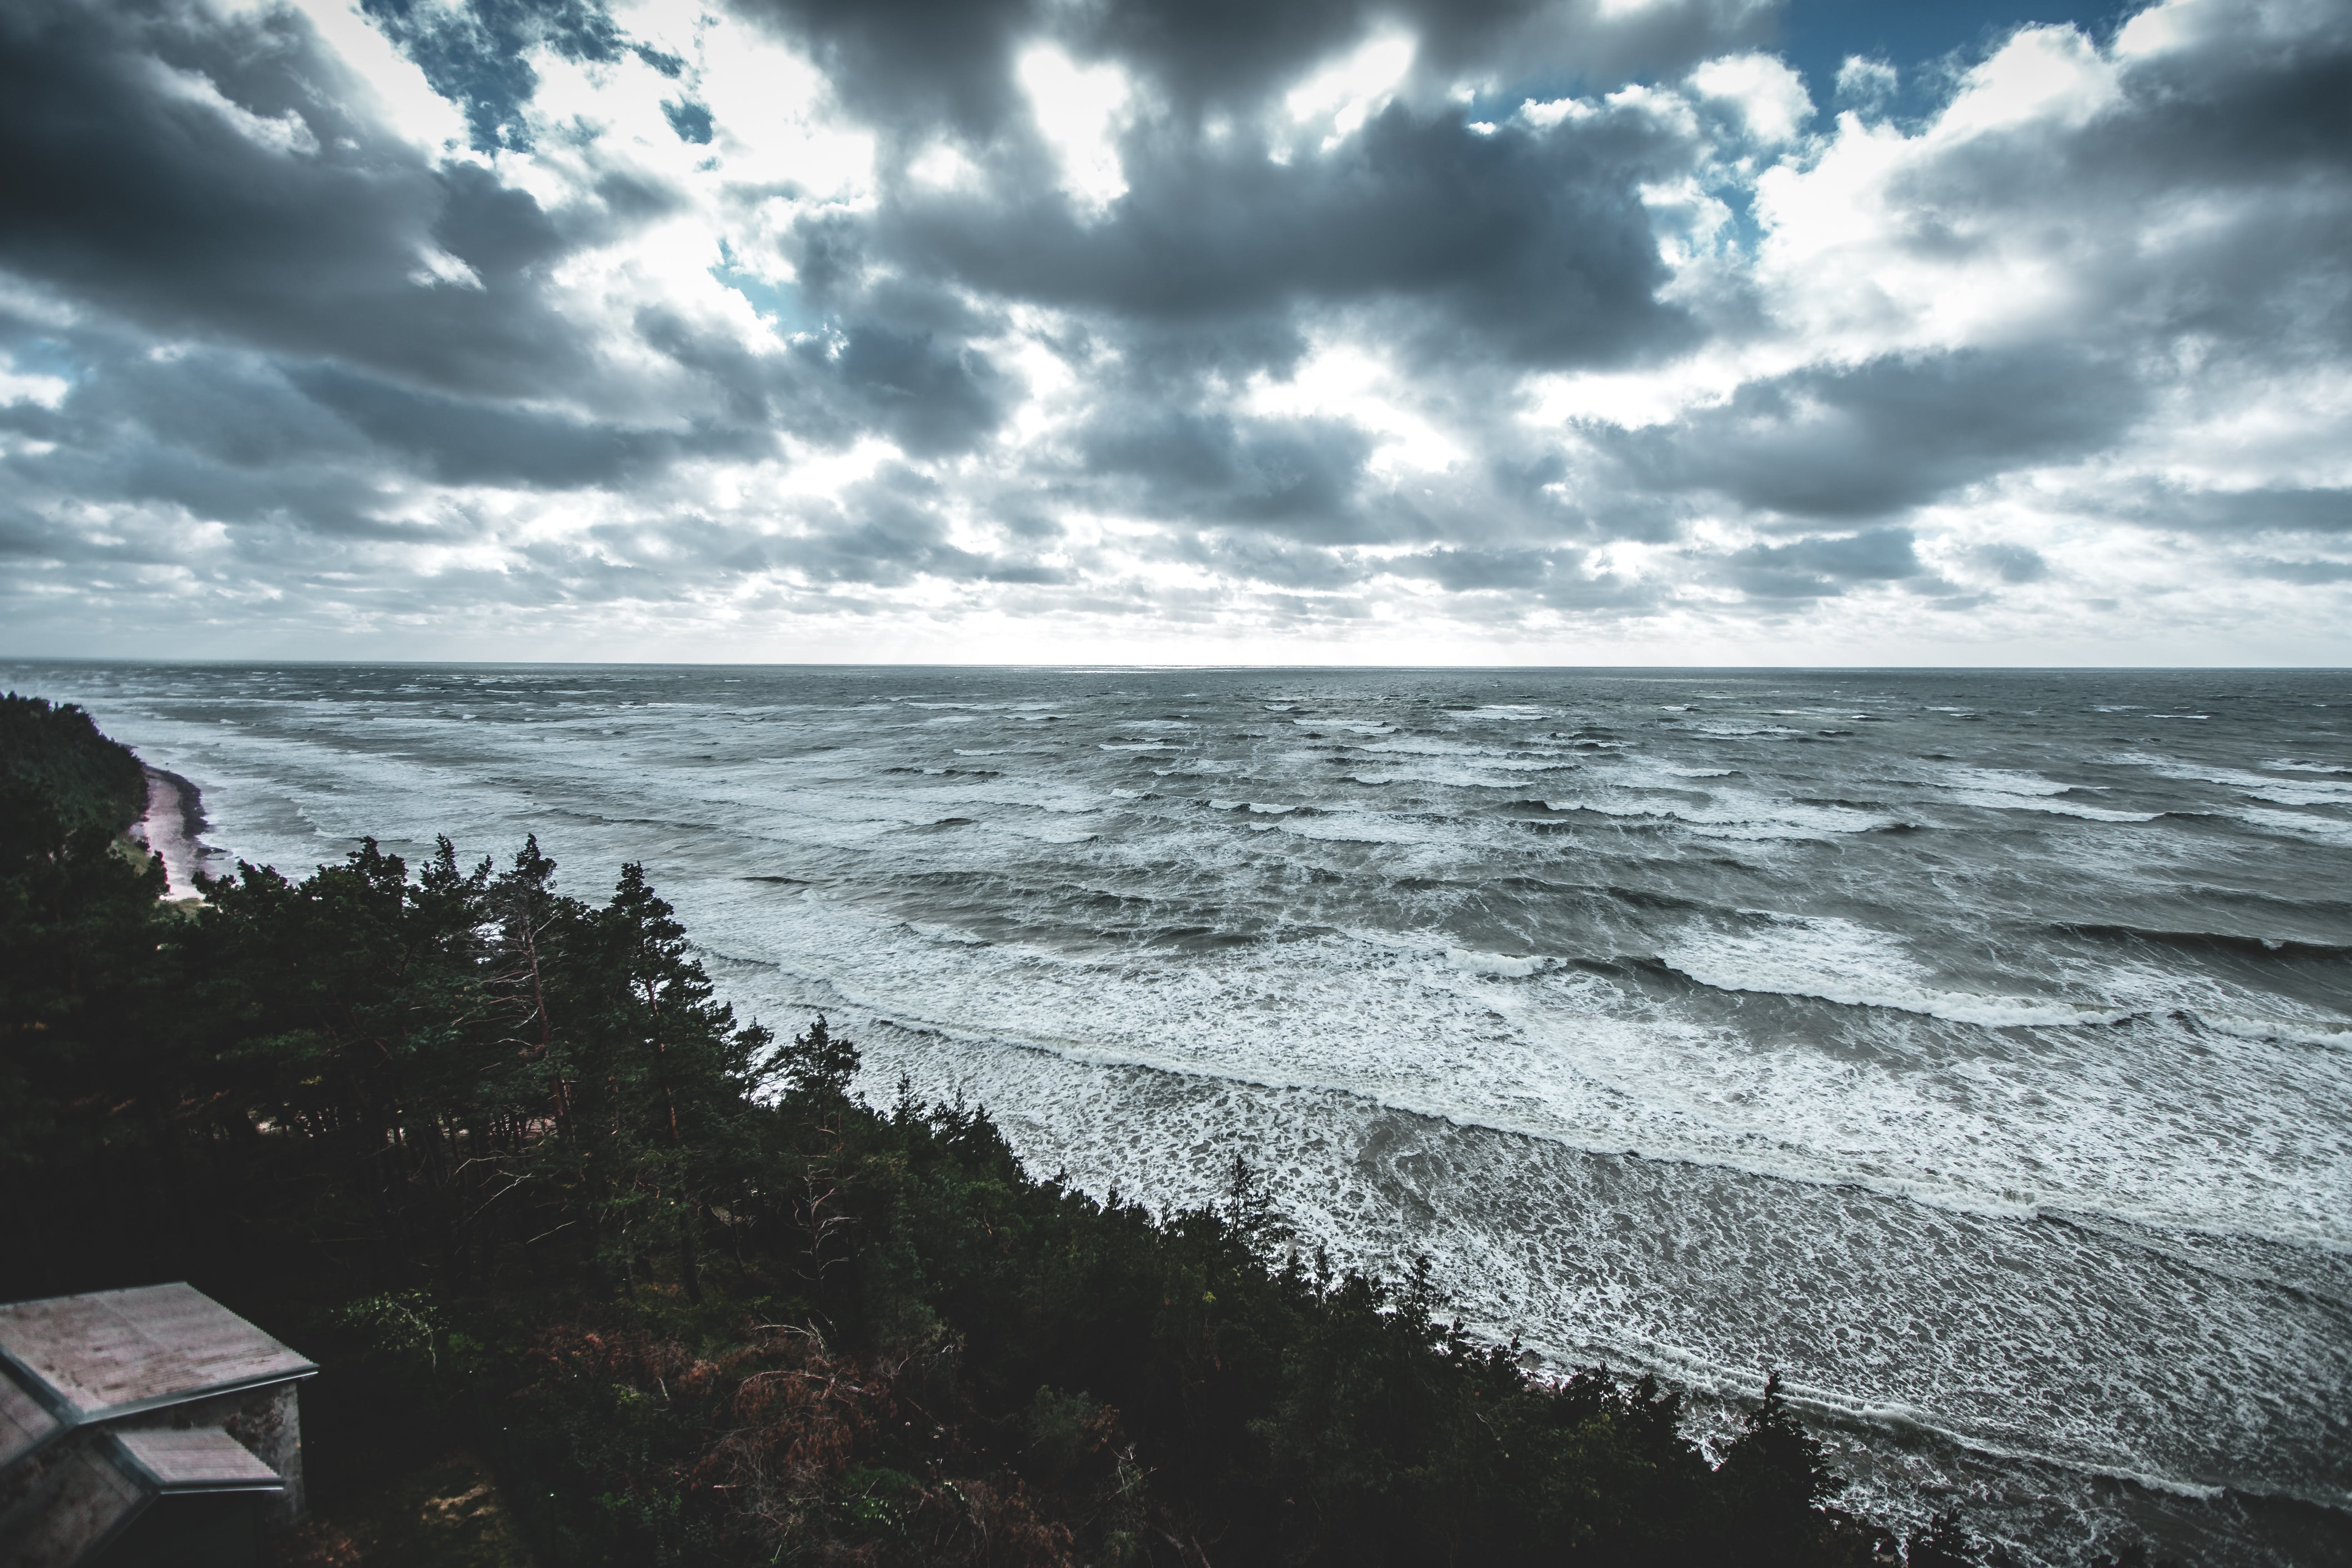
[{"left": 131, "top": 766, "right": 208, "bottom": 899}]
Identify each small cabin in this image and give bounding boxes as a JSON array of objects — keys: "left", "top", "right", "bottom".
[{"left": 0, "top": 1283, "right": 314, "bottom": 1568}]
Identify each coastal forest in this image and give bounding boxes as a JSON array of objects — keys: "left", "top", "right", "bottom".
[{"left": 0, "top": 693, "right": 2148, "bottom": 1568}]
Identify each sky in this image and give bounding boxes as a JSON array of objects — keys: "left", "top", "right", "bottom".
[{"left": 0, "top": 0, "right": 2347, "bottom": 666}]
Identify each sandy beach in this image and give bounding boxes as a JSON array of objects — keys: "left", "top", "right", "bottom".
[{"left": 130, "top": 766, "right": 209, "bottom": 899}]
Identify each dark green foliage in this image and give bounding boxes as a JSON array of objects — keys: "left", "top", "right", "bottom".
[
  {"left": 0, "top": 701, "right": 168, "bottom": 1206},
  {"left": 0, "top": 714, "right": 2066, "bottom": 1568},
  {"left": 0, "top": 691, "right": 148, "bottom": 835}
]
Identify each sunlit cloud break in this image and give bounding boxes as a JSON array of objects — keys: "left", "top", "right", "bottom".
[{"left": 0, "top": 0, "right": 2346, "bottom": 663}]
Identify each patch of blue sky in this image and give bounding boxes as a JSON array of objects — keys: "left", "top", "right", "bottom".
[
  {"left": 1458, "top": 0, "right": 2125, "bottom": 123},
  {"left": 1778, "top": 0, "right": 2127, "bottom": 115},
  {"left": 6, "top": 337, "right": 82, "bottom": 382},
  {"left": 712, "top": 240, "right": 814, "bottom": 335}
]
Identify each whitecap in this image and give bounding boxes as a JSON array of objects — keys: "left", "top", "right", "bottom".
[
  {"left": 1948, "top": 790, "right": 2160, "bottom": 823},
  {"left": 1445, "top": 947, "right": 1552, "bottom": 977},
  {"left": 1547, "top": 793, "right": 1891, "bottom": 839},
  {"left": 2190, "top": 1012, "right": 2352, "bottom": 1049},
  {"left": 1659, "top": 917, "right": 2128, "bottom": 1029}
]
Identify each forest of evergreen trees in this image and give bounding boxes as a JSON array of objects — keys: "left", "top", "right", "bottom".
[{"left": 0, "top": 692, "right": 2165, "bottom": 1567}]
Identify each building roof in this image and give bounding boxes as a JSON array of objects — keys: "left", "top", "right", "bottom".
[
  {"left": 5, "top": 1437, "right": 146, "bottom": 1568},
  {"left": 0, "top": 1284, "right": 315, "bottom": 1424},
  {"left": 110, "top": 1428, "right": 283, "bottom": 1493}
]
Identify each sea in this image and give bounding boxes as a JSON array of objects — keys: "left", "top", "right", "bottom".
[{"left": 6, "top": 661, "right": 2347, "bottom": 1566}]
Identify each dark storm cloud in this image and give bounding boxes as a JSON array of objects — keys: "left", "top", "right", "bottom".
[
  {"left": 1164, "top": 532, "right": 1366, "bottom": 592},
  {"left": 290, "top": 365, "right": 774, "bottom": 487},
  {"left": 820, "top": 328, "right": 1008, "bottom": 456},
  {"left": 871, "top": 103, "right": 1692, "bottom": 368},
  {"left": 730, "top": 0, "right": 1773, "bottom": 140},
  {"left": 0, "top": 321, "right": 444, "bottom": 540},
  {"left": 0, "top": 0, "right": 608, "bottom": 399},
  {"left": 1600, "top": 349, "right": 2144, "bottom": 520},
  {"left": 1970, "top": 544, "right": 2048, "bottom": 585},
  {"left": 2115, "top": 486, "right": 2352, "bottom": 536},
  {"left": 2, "top": 0, "right": 2347, "bottom": 654},
  {"left": 716, "top": 466, "right": 1073, "bottom": 588},
  {"left": 1718, "top": 527, "right": 1921, "bottom": 599},
  {"left": 1076, "top": 411, "right": 1377, "bottom": 536},
  {"left": 2242, "top": 557, "right": 2352, "bottom": 585}
]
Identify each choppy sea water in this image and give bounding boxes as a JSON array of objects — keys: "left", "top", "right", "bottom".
[{"left": 7, "top": 661, "right": 2348, "bottom": 1566}]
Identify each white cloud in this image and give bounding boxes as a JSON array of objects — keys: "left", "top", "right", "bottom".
[
  {"left": 1833, "top": 56, "right": 1898, "bottom": 110},
  {"left": 1284, "top": 31, "right": 1415, "bottom": 152},
  {"left": 0, "top": 362, "right": 70, "bottom": 410},
  {"left": 1244, "top": 342, "right": 1466, "bottom": 479},
  {"left": 1934, "top": 24, "right": 2118, "bottom": 139},
  {"left": 275, "top": 0, "right": 469, "bottom": 153},
  {"left": 3, "top": 0, "right": 2347, "bottom": 666},
  {"left": 1018, "top": 44, "right": 1133, "bottom": 216},
  {"left": 1686, "top": 52, "right": 1812, "bottom": 144},
  {"left": 144, "top": 58, "right": 320, "bottom": 154}
]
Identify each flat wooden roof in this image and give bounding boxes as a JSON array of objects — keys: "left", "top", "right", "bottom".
[
  {"left": 0, "top": 1283, "right": 314, "bottom": 1423},
  {"left": 112, "top": 1428, "right": 283, "bottom": 1492}
]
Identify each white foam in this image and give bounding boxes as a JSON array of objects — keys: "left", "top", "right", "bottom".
[
  {"left": 1948, "top": 790, "right": 2160, "bottom": 823},
  {"left": 1445, "top": 947, "right": 1552, "bottom": 977},
  {"left": 2192, "top": 1012, "right": 2352, "bottom": 1049},
  {"left": 25, "top": 661, "right": 2352, "bottom": 1558},
  {"left": 1350, "top": 757, "right": 1574, "bottom": 789},
  {"left": 1275, "top": 812, "right": 1443, "bottom": 845},
  {"left": 1548, "top": 792, "right": 1892, "bottom": 840},
  {"left": 1660, "top": 917, "right": 2130, "bottom": 1029},
  {"left": 1942, "top": 766, "right": 2073, "bottom": 797},
  {"left": 2231, "top": 806, "right": 2352, "bottom": 847},
  {"left": 2133, "top": 759, "right": 2352, "bottom": 808}
]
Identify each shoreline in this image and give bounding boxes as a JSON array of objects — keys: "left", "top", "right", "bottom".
[{"left": 130, "top": 766, "right": 213, "bottom": 900}]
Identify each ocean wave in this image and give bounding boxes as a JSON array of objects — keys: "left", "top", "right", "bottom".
[
  {"left": 1275, "top": 812, "right": 1445, "bottom": 845},
  {"left": 2184, "top": 1012, "right": 2352, "bottom": 1049},
  {"left": 31, "top": 661, "right": 2352, "bottom": 1568},
  {"left": 1445, "top": 947, "right": 1554, "bottom": 977},
  {"left": 2229, "top": 806, "right": 2352, "bottom": 847},
  {"left": 1948, "top": 790, "right": 2161, "bottom": 822},
  {"left": 804, "top": 966, "right": 2352, "bottom": 1262},
  {"left": 1658, "top": 917, "right": 2128, "bottom": 1029},
  {"left": 1547, "top": 794, "right": 1894, "bottom": 839},
  {"left": 2139, "top": 759, "right": 2352, "bottom": 807},
  {"left": 2058, "top": 923, "right": 2352, "bottom": 963}
]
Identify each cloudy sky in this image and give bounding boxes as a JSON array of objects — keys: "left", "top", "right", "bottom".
[{"left": 1, "top": 0, "right": 2347, "bottom": 664}]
